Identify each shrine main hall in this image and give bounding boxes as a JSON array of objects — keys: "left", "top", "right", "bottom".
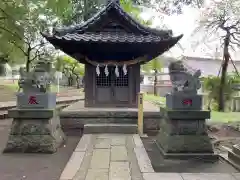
[{"left": 43, "top": 0, "right": 182, "bottom": 108}]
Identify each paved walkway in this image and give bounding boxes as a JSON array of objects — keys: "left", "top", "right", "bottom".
[
  {"left": 60, "top": 134, "right": 146, "bottom": 180},
  {"left": 60, "top": 134, "right": 240, "bottom": 180}
]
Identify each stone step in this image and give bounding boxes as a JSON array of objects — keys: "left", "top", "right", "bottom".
[
  {"left": 233, "top": 144, "right": 240, "bottom": 155},
  {"left": 228, "top": 148, "right": 240, "bottom": 166},
  {"left": 220, "top": 151, "right": 240, "bottom": 171},
  {"left": 0, "top": 110, "right": 9, "bottom": 119},
  {"left": 62, "top": 118, "right": 137, "bottom": 124},
  {"left": 84, "top": 123, "right": 138, "bottom": 134}
]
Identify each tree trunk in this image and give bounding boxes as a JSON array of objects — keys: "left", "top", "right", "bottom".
[
  {"left": 218, "top": 33, "right": 230, "bottom": 112},
  {"left": 153, "top": 69, "right": 157, "bottom": 96},
  {"left": 26, "top": 48, "right": 31, "bottom": 72},
  {"left": 76, "top": 77, "right": 80, "bottom": 89},
  {"left": 68, "top": 76, "right": 72, "bottom": 86},
  {"left": 26, "top": 60, "right": 30, "bottom": 72}
]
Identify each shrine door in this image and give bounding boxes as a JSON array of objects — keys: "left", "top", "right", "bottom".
[{"left": 95, "top": 66, "right": 129, "bottom": 107}]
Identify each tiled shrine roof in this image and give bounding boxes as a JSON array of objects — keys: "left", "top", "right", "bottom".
[
  {"left": 42, "top": 0, "right": 183, "bottom": 64},
  {"left": 51, "top": 32, "right": 176, "bottom": 43},
  {"left": 52, "top": 1, "right": 173, "bottom": 37}
]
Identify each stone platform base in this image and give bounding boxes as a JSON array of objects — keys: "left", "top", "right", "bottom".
[
  {"left": 156, "top": 108, "right": 217, "bottom": 160},
  {"left": 60, "top": 101, "right": 161, "bottom": 135},
  {"left": 156, "top": 135, "right": 218, "bottom": 160},
  {"left": 3, "top": 109, "right": 65, "bottom": 153}
]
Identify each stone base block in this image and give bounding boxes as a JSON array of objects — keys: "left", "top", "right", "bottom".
[
  {"left": 156, "top": 109, "right": 216, "bottom": 159},
  {"left": 156, "top": 132, "right": 217, "bottom": 160},
  {"left": 166, "top": 93, "right": 202, "bottom": 110},
  {"left": 156, "top": 132, "right": 214, "bottom": 153},
  {"left": 4, "top": 133, "right": 65, "bottom": 153},
  {"left": 3, "top": 109, "right": 65, "bottom": 153},
  {"left": 16, "top": 92, "right": 56, "bottom": 109}
]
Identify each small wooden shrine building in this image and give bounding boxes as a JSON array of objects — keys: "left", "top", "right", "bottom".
[{"left": 42, "top": 0, "right": 182, "bottom": 108}]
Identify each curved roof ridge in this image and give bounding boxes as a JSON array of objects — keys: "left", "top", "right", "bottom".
[{"left": 53, "top": 0, "right": 174, "bottom": 37}]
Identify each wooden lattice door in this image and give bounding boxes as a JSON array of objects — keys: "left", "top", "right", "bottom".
[{"left": 95, "top": 66, "right": 129, "bottom": 106}]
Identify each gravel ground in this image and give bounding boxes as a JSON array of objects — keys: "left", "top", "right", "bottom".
[
  {"left": 0, "top": 119, "right": 80, "bottom": 180},
  {"left": 142, "top": 135, "right": 239, "bottom": 173}
]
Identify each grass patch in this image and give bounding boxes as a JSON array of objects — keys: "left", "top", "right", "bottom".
[
  {"left": 1, "top": 83, "right": 61, "bottom": 93},
  {"left": 144, "top": 93, "right": 240, "bottom": 123},
  {"left": 210, "top": 111, "right": 240, "bottom": 123},
  {"left": 144, "top": 94, "right": 166, "bottom": 106},
  {"left": 0, "top": 82, "right": 18, "bottom": 92}
]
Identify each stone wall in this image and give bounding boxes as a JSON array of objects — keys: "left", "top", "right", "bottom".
[{"left": 60, "top": 117, "right": 161, "bottom": 135}]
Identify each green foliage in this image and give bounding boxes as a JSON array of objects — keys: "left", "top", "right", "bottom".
[
  {"left": 0, "top": 0, "right": 205, "bottom": 67},
  {"left": 203, "top": 73, "right": 240, "bottom": 110},
  {"left": 54, "top": 55, "right": 85, "bottom": 77},
  {"left": 141, "top": 58, "right": 162, "bottom": 73},
  {"left": 54, "top": 55, "right": 84, "bottom": 87},
  {"left": 0, "top": 0, "right": 73, "bottom": 67},
  {"left": 62, "top": 0, "right": 144, "bottom": 25}
]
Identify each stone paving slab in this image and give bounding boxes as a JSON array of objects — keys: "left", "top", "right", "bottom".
[
  {"left": 60, "top": 151, "right": 85, "bottom": 180},
  {"left": 111, "top": 136, "right": 126, "bottom": 146},
  {"left": 109, "top": 162, "right": 131, "bottom": 180},
  {"left": 111, "top": 146, "right": 128, "bottom": 161},
  {"left": 59, "top": 134, "right": 92, "bottom": 180},
  {"left": 60, "top": 133, "right": 240, "bottom": 180},
  {"left": 134, "top": 147, "right": 154, "bottom": 173},
  {"left": 90, "top": 149, "right": 110, "bottom": 169},
  {"left": 75, "top": 134, "right": 92, "bottom": 152},
  {"left": 143, "top": 173, "right": 183, "bottom": 180},
  {"left": 94, "top": 138, "right": 111, "bottom": 149},
  {"left": 85, "top": 169, "right": 108, "bottom": 180},
  {"left": 60, "top": 134, "right": 143, "bottom": 180},
  {"left": 133, "top": 134, "right": 144, "bottom": 148},
  {"left": 181, "top": 173, "right": 236, "bottom": 180}
]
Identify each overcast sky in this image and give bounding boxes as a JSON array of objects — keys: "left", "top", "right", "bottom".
[{"left": 141, "top": 5, "right": 240, "bottom": 60}]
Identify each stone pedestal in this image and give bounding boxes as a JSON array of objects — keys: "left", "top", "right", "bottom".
[
  {"left": 3, "top": 109, "right": 65, "bottom": 153},
  {"left": 156, "top": 107, "right": 217, "bottom": 159},
  {"left": 166, "top": 93, "right": 202, "bottom": 110},
  {"left": 16, "top": 92, "right": 56, "bottom": 109}
]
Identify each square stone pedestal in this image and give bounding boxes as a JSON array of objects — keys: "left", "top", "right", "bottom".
[
  {"left": 3, "top": 109, "right": 65, "bottom": 153},
  {"left": 156, "top": 107, "right": 218, "bottom": 159},
  {"left": 16, "top": 92, "right": 56, "bottom": 109},
  {"left": 166, "top": 93, "right": 202, "bottom": 110}
]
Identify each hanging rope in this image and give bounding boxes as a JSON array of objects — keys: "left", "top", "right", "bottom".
[{"left": 85, "top": 55, "right": 148, "bottom": 66}]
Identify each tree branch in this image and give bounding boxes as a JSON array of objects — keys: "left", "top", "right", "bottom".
[
  {"left": 31, "top": 52, "right": 45, "bottom": 62},
  {"left": 0, "top": 26, "right": 23, "bottom": 41},
  {"left": 219, "top": 18, "right": 229, "bottom": 31},
  {"left": 31, "top": 42, "right": 48, "bottom": 51},
  {"left": 9, "top": 40, "right": 27, "bottom": 56},
  {"left": 229, "top": 20, "right": 240, "bottom": 29},
  {"left": 231, "top": 34, "right": 240, "bottom": 44},
  {"left": 30, "top": 46, "right": 45, "bottom": 62}
]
